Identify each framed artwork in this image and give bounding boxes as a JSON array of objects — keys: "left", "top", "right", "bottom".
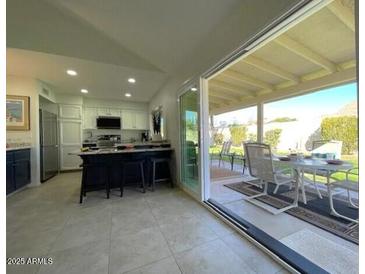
[{"left": 6, "top": 95, "right": 30, "bottom": 131}]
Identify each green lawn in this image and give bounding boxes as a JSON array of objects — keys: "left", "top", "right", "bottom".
[{"left": 210, "top": 145, "right": 358, "bottom": 183}]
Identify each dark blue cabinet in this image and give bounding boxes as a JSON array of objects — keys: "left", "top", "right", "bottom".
[{"left": 6, "top": 149, "right": 31, "bottom": 195}]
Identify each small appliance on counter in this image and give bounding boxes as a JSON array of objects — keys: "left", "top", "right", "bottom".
[
  {"left": 96, "top": 134, "right": 121, "bottom": 148},
  {"left": 141, "top": 131, "right": 149, "bottom": 142}
]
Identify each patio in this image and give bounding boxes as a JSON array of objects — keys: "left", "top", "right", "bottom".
[{"left": 209, "top": 160, "right": 359, "bottom": 273}]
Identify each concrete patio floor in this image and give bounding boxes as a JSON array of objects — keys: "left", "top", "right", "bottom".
[{"left": 209, "top": 163, "right": 359, "bottom": 273}]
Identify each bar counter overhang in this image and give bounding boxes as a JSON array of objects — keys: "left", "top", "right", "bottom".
[{"left": 71, "top": 147, "right": 174, "bottom": 191}]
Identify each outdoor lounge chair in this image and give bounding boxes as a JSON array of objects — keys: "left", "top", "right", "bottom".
[
  {"left": 244, "top": 143, "right": 296, "bottom": 214},
  {"left": 327, "top": 168, "right": 359, "bottom": 223}
]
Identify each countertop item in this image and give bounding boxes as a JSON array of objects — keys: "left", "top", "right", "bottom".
[
  {"left": 6, "top": 146, "right": 32, "bottom": 151},
  {"left": 71, "top": 147, "right": 173, "bottom": 156}
]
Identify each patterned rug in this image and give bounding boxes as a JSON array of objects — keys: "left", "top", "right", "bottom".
[
  {"left": 210, "top": 167, "right": 243, "bottom": 181},
  {"left": 225, "top": 181, "right": 359, "bottom": 244}
]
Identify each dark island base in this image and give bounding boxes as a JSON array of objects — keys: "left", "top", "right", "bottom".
[{"left": 80, "top": 150, "right": 173, "bottom": 195}]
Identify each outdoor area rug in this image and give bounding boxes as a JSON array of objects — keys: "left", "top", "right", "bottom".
[
  {"left": 224, "top": 181, "right": 359, "bottom": 244},
  {"left": 210, "top": 167, "right": 243, "bottom": 181}
]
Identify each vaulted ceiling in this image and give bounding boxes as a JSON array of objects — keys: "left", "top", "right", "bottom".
[{"left": 7, "top": 0, "right": 301, "bottom": 101}]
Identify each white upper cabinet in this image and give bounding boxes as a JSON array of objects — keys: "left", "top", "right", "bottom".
[
  {"left": 121, "top": 110, "right": 148, "bottom": 130},
  {"left": 59, "top": 105, "right": 82, "bottom": 120},
  {"left": 121, "top": 110, "right": 135, "bottom": 129},
  {"left": 83, "top": 107, "right": 97, "bottom": 129},
  {"left": 110, "top": 108, "right": 121, "bottom": 117},
  {"left": 135, "top": 111, "right": 148, "bottom": 130},
  {"left": 97, "top": 108, "right": 120, "bottom": 117}
]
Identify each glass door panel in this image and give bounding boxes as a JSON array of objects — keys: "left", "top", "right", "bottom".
[{"left": 180, "top": 88, "right": 200, "bottom": 194}]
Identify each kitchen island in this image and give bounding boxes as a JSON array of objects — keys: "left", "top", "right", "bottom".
[{"left": 71, "top": 146, "right": 174, "bottom": 202}]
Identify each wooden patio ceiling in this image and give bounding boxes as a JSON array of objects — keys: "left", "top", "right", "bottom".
[{"left": 208, "top": 0, "right": 356, "bottom": 115}]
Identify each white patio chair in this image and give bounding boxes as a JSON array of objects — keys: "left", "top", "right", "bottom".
[
  {"left": 244, "top": 143, "right": 296, "bottom": 214},
  {"left": 327, "top": 168, "right": 359, "bottom": 223}
]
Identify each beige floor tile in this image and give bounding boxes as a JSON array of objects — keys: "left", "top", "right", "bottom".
[
  {"left": 7, "top": 226, "right": 61, "bottom": 258},
  {"left": 6, "top": 263, "right": 41, "bottom": 274},
  {"left": 111, "top": 208, "right": 158, "bottom": 239},
  {"left": 175, "top": 239, "right": 256, "bottom": 274},
  {"left": 38, "top": 239, "right": 109, "bottom": 274},
  {"left": 221, "top": 233, "right": 282, "bottom": 274},
  {"left": 159, "top": 215, "right": 218, "bottom": 254},
  {"left": 125, "top": 257, "right": 181, "bottom": 274},
  {"left": 109, "top": 227, "right": 171, "bottom": 274},
  {"left": 50, "top": 215, "right": 111, "bottom": 253}
]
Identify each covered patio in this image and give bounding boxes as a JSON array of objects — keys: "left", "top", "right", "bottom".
[{"left": 206, "top": 0, "right": 358, "bottom": 272}]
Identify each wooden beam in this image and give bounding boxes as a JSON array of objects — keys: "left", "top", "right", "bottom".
[
  {"left": 208, "top": 95, "right": 230, "bottom": 105},
  {"left": 221, "top": 70, "right": 273, "bottom": 90},
  {"left": 275, "top": 59, "right": 356, "bottom": 89},
  {"left": 212, "top": 67, "right": 356, "bottom": 115},
  {"left": 209, "top": 80, "right": 256, "bottom": 97},
  {"left": 338, "top": 59, "right": 356, "bottom": 70},
  {"left": 209, "top": 89, "right": 241, "bottom": 101},
  {"left": 327, "top": 0, "right": 355, "bottom": 32},
  {"left": 274, "top": 34, "right": 338, "bottom": 72},
  {"left": 243, "top": 55, "right": 300, "bottom": 83}
]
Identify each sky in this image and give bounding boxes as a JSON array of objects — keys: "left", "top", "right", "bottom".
[{"left": 213, "top": 82, "right": 357, "bottom": 126}]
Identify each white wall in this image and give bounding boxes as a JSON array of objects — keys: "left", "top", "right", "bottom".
[
  {"left": 148, "top": 0, "right": 299, "bottom": 188},
  {"left": 6, "top": 75, "right": 41, "bottom": 186},
  {"left": 148, "top": 77, "right": 185, "bottom": 184}
]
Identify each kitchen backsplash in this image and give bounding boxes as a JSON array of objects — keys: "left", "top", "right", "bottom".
[{"left": 83, "top": 129, "right": 149, "bottom": 143}]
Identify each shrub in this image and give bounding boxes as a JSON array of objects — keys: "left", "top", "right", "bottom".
[
  {"left": 247, "top": 133, "right": 257, "bottom": 142},
  {"left": 320, "top": 116, "right": 358, "bottom": 154},
  {"left": 264, "top": 129, "right": 282, "bottom": 149},
  {"left": 229, "top": 124, "right": 247, "bottom": 146},
  {"left": 269, "top": 117, "right": 297, "bottom": 123},
  {"left": 213, "top": 133, "right": 224, "bottom": 145}
]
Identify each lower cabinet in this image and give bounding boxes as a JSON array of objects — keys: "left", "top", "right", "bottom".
[
  {"left": 6, "top": 161, "right": 15, "bottom": 195},
  {"left": 6, "top": 149, "right": 31, "bottom": 195}
]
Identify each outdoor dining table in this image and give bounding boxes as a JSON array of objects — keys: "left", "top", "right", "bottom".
[{"left": 272, "top": 157, "right": 353, "bottom": 211}]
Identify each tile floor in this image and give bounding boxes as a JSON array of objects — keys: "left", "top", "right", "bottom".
[{"left": 7, "top": 172, "right": 287, "bottom": 274}]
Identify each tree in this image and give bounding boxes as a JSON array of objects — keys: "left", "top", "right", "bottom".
[
  {"left": 229, "top": 124, "right": 247, "bottom": 146},
  {"left": 320, "top": 116, "right": 358, "bottom": 154},
  {"left": 264, "top": 129, "right": 282, "bottom": 149}
]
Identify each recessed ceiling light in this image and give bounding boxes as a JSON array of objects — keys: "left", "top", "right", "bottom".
[
  {"left": 81, "top": 89, "right": 88, "bottom": 94},
  {"left": 191, "top": 87, "right": 197, "bottom": 91},
  {"left": 128, "top": 78, "right": 136, "bottom": 83},
  {"left": 66, "top": 69, "right": 77, "bottom": 76},
  {"left": 125, "top": 93, "right": 132, "bottom": 97}
]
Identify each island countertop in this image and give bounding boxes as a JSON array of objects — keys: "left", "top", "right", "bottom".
[{"left": 70, "top": 147, "right": 173, "bottom": 156}]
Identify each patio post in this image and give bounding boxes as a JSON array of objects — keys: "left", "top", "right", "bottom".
[{"left": 257, "top": 102, "right": 264, "bottom": 143}]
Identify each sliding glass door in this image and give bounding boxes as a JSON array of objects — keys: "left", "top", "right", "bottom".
[{"left": 179, "top": 87, "right": 200, "bottom": 197}]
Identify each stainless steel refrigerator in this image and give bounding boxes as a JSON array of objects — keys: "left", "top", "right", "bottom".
[{"left": 40, "top": 109, "right": 59, "bottom": 182}]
